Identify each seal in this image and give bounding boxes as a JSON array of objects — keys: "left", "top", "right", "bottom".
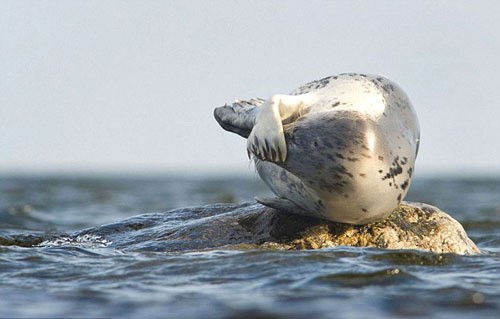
[{"left": 214, "top": 73, "right": 420, "bottom": 224}]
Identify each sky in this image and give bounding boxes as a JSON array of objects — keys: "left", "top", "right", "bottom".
[{"left": 1, "top": 0, "right": 500, "bottom": 176}]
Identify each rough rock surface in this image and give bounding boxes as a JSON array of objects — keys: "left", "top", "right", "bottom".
[
  {"left": 246, "top": 201, "right": 480, "bottom": 255},
  {"left": 65, "top": 201, "right": 479, "bottom": 255}
]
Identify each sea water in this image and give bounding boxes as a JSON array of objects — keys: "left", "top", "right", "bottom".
[{"left": 0, "top": 174, "right": 499, "bottom": 318}]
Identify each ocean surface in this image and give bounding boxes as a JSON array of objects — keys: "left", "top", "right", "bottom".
[{"left": 0, "top": 174, "right": 499, "bottom": 318}]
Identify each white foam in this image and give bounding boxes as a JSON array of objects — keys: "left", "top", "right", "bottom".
[{"left": 37, "top": 234, "right": 111, "bottom": 248}]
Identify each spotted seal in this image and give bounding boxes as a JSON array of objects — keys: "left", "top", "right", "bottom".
[{"left": 214, "top": 73, "right": 420, "bottom": 224}]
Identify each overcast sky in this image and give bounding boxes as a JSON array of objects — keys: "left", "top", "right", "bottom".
[{"left": 1, "top": 1, "right": 499, "bottom": 176}]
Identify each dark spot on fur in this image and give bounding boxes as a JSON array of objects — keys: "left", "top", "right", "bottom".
[
  {"left": 362, "top": 208, "right": 368, "bottom": 213},
  {"left": 332, "top": 101, "right": 340, "bottom": 107},
  {"left": 340, "top": 165, "right": 354, "bottom": 178},
  {"left": 382, "top": 157, "right": 404, "bottom": 185},
  {"left": 397, "top": 194, "right": 402, "bottom": 201},
  {"left": 407, "top": 167, "right": 413, "bottom": 177},
  {"left": 359, "top": 173, "right": 366, "bottom": 178},
  {"left": 378, "top": 155, "right": 384, "bottom": 161},
  {"left": 401, "top": 180, "right": 409, "bottom": 190},
  {"left": 294, "top": 75, "right": 333, "bottom": 93}
]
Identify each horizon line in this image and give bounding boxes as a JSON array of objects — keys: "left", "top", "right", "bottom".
[{"left": 1, "top": 164, "right": 500, "bottom": 179}]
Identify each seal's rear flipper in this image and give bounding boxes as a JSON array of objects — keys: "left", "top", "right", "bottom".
[
  {"left": 255, "top": 197, "right": 302, "bottom": 214},
  {"left": 214, "top": 99, "right": 263, "bottom": 138}
]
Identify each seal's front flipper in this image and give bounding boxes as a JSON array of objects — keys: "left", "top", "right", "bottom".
[
  {"left": 255, "top": 197, "right": 303, "bottom": 214},
  {"left": 246, "top": 93, "right": 317, "bottom": 163}
]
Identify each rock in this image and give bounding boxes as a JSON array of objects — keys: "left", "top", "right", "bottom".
[
  {"left": 72, "top": 201, "right": 479, "bottom": 255},
  {"left": 249, "top": 202, "right": 480, "bottom": 255}
]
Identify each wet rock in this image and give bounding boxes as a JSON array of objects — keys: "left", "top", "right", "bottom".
[
  {"left": 250, "top": 202, "right": 480, "bottom": 255},
  {"left": 74, "top": 201, "right": 479, "bottom": 255}
]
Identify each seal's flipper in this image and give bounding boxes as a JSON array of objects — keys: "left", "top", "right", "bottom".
[
  {"left": 213, "top": 99, "right": 263, "bottom": 138},
  {"left": 246, "top": 93, "right": 317, "bottom": 162},
  {"left": 255, "top": 197, "right": 303, "bottom": 214}
]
